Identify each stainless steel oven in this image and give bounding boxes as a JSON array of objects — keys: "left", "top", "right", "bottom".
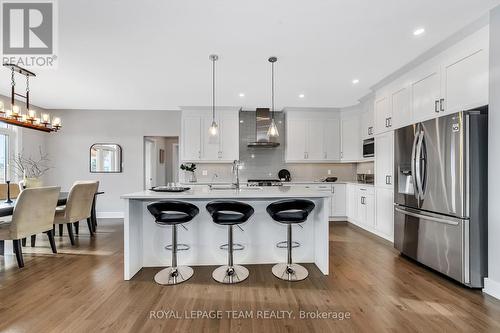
[{"left": 363, "top": 138, "right": 374, "bottom": 158}]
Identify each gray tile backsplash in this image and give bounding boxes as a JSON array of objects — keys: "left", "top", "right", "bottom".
[{"left": 191, "top": 110, "right": 358, "bottom": 183}]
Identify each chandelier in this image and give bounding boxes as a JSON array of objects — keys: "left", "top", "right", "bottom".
[{"left": 0, "top": 64, "right": 61, "bottom": 133}]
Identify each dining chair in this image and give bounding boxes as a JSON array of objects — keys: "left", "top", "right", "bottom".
[
  {"left": 53, "top": 181, "right": 99, "bottom": 245},
  {"left": 0, "top": 186, "right": 60, "bottom": 268}
]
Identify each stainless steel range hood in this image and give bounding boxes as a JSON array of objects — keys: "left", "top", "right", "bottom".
[{"left": 247, "top": 108, "right": 280, "bottom": 148}]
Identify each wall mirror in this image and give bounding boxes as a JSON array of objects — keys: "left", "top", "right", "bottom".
[{"left": 90, "top": 144, "right": 122, "bottom": 173}]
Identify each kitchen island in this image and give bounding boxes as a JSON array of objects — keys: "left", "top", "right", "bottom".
[{"left": 121, "top": 186, "right": 331, "bottom": 280}]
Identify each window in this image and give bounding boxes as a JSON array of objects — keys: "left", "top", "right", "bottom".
[{"left": 0, "top": 125, "right": 16, "bottom": 182}]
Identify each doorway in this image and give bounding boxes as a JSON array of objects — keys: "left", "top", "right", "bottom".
[{"left": 143, "top": 136, "right": 179, "bottom": 189}]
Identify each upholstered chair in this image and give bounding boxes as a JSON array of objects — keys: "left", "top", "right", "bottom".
[
  {"left": 53, "top": 181, "right": 99, "bottom": 245},
  {"left": 0, "top": 186, "right": 60, "bottom": 268}
]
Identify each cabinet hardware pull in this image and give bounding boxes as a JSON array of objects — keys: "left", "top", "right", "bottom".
[
  {"left": 385, "top": 118, "right": 388, "bottom": 128},
  {"left": 388, "top": 117, "right": 392, "bottom": 127},
  {"left": 435, "top": 100, "right": 440, "bottom": 113},
  {"left": 440, "top": 98, "right": 445, "bottom": 112}
]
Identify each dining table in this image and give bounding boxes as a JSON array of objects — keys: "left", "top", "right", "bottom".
[{"left": 0, "top": 191, "right": 104, "bottom": 255}]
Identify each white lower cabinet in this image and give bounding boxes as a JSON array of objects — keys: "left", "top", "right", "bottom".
[
  {"left": 375, "top": 187, "right": 394, "bottom": 241},
  {"left": 346, "top": 184, "right": 374, "bottom": 229},
  {"left": 331, "top": 184, "right": 346, "bottom": 217}
]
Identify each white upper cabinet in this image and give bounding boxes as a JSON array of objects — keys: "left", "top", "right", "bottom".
[
  {"left": 285, "top": 111, "right": 341, "bottom": 162},
  {"left": 372, "top": 27, "right": 489, "bottom": 131},
  {"left": 374, "top": 96, "right": 392, "bottom": 134},
  {"left": 307, "top": 119, "right": 326, "bottom": 160},
  {"left": 324, "top": 118, "right": 341, "bottom": 160},
  {"left": 360, "top": 106, "right": 374, "bottom": 139},
  {"left": 286, "top": 118, "right": 308, "bottom": 161},
  {"left": 219, "top": 111, "right": 239, "bottom": 161},
  {"left": 181, "top": 108, "right": 240, "bottom": 162},
  {"left": 341, "top": 115, "right": 361, "bottom": 161},
  {"left": 391, "top": 86, "right": 411, "bottom": 128},
  {"left": 410, "top": 64, "right": 442, "bottom": 122},
  {"left": 441, "top": 47, "right": 489, "bottom": 115},
  {"left": 181, "top": 115, "right": 202, "bottom": 161}
]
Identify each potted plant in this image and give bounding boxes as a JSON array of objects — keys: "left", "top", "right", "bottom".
[
  {"left": 180, "top": 163, "right": 197, "bottom": 183},
  {"left": 11, "top": 148, "right": 51, "bottom": 189}
]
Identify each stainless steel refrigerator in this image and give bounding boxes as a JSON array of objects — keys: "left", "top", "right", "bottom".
[{"left": 393, "top": 107, "right": 488, "bottom": 288}]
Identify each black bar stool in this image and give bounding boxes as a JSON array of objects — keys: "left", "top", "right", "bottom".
[
  {"left": 266, "top": 199, "right": 315, "bottom": 281},
  {"left": 147, "top": 201, "right": 199, "bottom": 285},
  {"left": 206, "top": 201, "right": 254, "bottom": 284}
]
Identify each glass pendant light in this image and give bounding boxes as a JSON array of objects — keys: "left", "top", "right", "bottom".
[
  {"left": 208, "top": 54, "right": 219, "bottom": 136},
  {"left": 267, "top": 56, "right": 279, "bottom": 137}
]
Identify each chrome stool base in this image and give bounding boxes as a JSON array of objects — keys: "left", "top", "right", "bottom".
[
  {"left": 212, "top": 265, "right": 249, "bottom": 284},
  {"left": 272, "top": 263, "right": 308, "bottom": 282},
  {"left": 276, "top": 240, "right": 300, "bottom": 249},
  {"left": 164, "top": 243, "right": 190, "bottom": 251},
  {"left": 154, "top": 266, "right": 194, "bottom": 285},
  {"left": 219, "top": 243, "right": 245, "bottom": 251}
]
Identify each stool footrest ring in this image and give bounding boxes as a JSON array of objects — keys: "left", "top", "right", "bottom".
[
  {"left": 276, "top": 241, "right": 300, "bottom": 249},
  {"left": 165, "top": 243, "right": 190, "bottom": 251},
  {"left": 219, "top": 243, "right": 245, "bottom": 251}
]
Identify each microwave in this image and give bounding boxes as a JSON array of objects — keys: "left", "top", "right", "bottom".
[{"left": 363, "top": 138, "right": 374, "bottom": 158}]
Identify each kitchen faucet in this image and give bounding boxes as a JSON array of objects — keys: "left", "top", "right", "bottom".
[{"left": 232, "top": 160, "right": 241, "bottom": 190}]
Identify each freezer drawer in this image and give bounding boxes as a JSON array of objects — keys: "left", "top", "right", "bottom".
[{"left": 394, "top": 205, "right": 468, "bottom": 284}]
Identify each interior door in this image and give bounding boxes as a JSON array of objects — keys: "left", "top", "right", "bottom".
[{"left": 144, "top": 139, "right": 156, "bottom": 189}]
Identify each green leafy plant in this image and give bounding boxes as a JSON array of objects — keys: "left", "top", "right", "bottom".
[{"left": 180, "top": 163, "right": 197, "bottom": 172}]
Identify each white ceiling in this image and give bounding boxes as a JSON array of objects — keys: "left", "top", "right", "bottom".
[{"left": 1, "top": 0, "right": 499, "bottom": 111}]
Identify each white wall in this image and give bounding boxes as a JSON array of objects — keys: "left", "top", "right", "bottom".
[
  {"left": 44, "top": 109, "right": 181, "bottom": 215},
  {"left": 485, "top": 6, "right": 500, "bottom": 300}
]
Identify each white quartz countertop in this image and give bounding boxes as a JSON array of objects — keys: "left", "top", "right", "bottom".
[{"left": 122, "top": 186, "right": 333, "bottom": 200}]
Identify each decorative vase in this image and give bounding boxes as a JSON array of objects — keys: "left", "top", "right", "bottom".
[
  {"left": 186, "top": 171, "right": 197, "bottom": 183},
  {"left": 20, "top": 177, "right": 43, "bottom": 189}
]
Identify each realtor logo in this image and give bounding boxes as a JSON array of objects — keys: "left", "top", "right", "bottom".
[{"left": 1, "top": 0, "right": 57, "bottom": 68}]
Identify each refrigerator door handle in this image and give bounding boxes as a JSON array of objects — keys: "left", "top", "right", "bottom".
[
  {"left": 394, "top": 207, "right": 460, "bottom": 226},
  {"left": 415, "top": 130, "right": 425, "bottom": 199},
  {"left": 411, "top": 127, "right": 419, "bottom": 199}
]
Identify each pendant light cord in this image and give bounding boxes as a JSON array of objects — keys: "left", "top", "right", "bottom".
[
  {"left": 212, "top": 57, "right": 216, "bottom": 121},
  {"left": 271, "top": 61, "right": 275, "bottom": 119}
]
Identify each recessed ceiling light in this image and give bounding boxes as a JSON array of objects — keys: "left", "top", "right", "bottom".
[
  {"left": 352, "top": 79, "right": 360, "bottom": 85},
  {"left": 413, "top": 27, "right": 425, "bottom": 36},
  {"left": 239, "top": 93, "right": 245, "bottom": 97},
  {"left": 239, "top": 120, "right": 244, "bottom": 123},
  {"left": 298, "top": 94, "right": 305, "bottom": 98}
]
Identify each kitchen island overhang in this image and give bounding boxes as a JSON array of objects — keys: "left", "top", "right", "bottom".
[{"left": 121, "top": 186, "right": 331, "bottom": 280}]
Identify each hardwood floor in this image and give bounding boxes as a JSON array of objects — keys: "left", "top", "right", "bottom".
[{"left": 1, "top": 220, "right": 500, "bottom": 332}]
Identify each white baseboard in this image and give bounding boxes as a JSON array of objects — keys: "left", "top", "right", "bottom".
[
  {"left": 484, "top": 278, "right": 500, "bottom": 300},
  {"left": 96, "top": 212, "right": 124, "bottom": 219}
]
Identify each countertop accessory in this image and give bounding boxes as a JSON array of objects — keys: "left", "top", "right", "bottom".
[
  {"left": 322, "top": 177, "right": 338, "bottom": 183},
  {"left": 278, "top": 169, "right": 291, "bottom": 182}
]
